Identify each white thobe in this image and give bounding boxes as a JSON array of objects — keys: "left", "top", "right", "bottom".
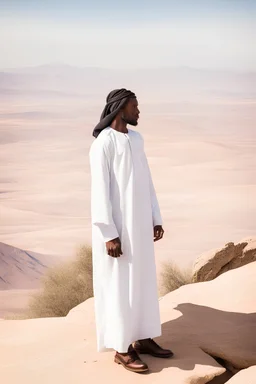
[{"left": 89, "top": 127, "right": 162, "bottom": 352}]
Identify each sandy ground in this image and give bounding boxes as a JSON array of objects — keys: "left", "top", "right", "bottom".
[
  {"left": 0, "top": 289, "right": 36, "bottom": 318},
  {"left": 1, "top": 262, "right": 255, "bottom": 384}
]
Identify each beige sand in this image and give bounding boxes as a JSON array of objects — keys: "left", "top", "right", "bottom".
[
  {"left": 1, "top": 262, "right": 255, "bottom": 384},
  {"left": 0, "top": 289, "right": 36, "bottom": 318}
]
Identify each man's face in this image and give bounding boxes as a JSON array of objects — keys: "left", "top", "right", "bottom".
[{"left": 121, "top": 98, "right": 140, "bottom": 126}]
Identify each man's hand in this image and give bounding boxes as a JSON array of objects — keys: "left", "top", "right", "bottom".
[
  {"left": 154, "top": 225, "right": 164, "bottom": 242},
  {"left": 106, "top": 237, "right": 123, "bottom": 258}
]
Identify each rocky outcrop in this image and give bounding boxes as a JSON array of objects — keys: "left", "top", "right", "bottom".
[
  {"left": 225, "top": 366, "right": 256, "bottom": 383},
  {"left": 192, "top": 237, "right": 256, "bottom": 282},
  {"left": 1, "top": 262, "right": 255, "bottom": 384}
]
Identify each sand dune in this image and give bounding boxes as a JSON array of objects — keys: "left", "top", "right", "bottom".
[
  {"left": 0, "top": 242, "right": 58, "bottom": 290},
  {"left": 0, "top": 241, "right": 60, "bottom": 317}
]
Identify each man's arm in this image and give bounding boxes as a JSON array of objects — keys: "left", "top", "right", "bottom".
[{"left": 89, "top": 140, "right": 122, "bottom": 256}]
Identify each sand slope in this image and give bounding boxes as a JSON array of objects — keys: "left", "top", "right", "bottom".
[
  {"left": 0, "top": 242, "right": 58, "bottom": 290},
  {"left": 0, "top": 262, "right": 255, "bottom": 384}
]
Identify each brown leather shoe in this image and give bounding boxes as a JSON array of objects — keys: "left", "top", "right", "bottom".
[
  {"left": 133, "top": 338, "right": 173, "bottom": 358},
  {"left": 114, "top": 344, "right": 149, "bottom": 373}
]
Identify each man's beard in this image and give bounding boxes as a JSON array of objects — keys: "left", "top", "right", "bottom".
[{"left": 121, "top": 114, "right": 138, "bottom": 126}]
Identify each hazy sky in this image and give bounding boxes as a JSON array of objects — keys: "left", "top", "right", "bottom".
[{"left": 0, "top": 0, "right": 255, "bottom": 70}]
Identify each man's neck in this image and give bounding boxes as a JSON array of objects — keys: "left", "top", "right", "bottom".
[{"left": 110, "top": 118, "right": 128, "bottom": 133}]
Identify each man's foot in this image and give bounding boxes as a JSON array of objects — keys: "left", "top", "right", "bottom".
[
  {"left": 133, "top": 338, "right": 173, "bottom": 358},
  {"left": 114, "top": 344, "right": 149, "bottom": 373}
]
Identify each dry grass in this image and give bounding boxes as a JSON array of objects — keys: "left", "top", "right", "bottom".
[
  {"left": 5, "top": 247, "right": 193, "bottom": 320},
  {"left": 4, "top": 313, "right": 32, "bottom": 320},
  {"left": 11, "top": 245, "right": 93, "bottom": 319},
  {"left": 159, "top": 261, "right": 193, "bottom": 296}
]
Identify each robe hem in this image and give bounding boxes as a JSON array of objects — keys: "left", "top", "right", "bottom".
[{"left": 97, "top": 330, "right": 162, "bottom": 353}]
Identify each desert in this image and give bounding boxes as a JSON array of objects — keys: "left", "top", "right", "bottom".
[{"left": 1, "top": 65, "right": 255, "bottom": 383}]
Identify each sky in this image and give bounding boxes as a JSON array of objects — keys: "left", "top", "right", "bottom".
[{"left": 0, "top": 0, "right": 255, "bottom": 71}]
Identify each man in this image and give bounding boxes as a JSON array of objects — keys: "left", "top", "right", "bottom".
[{"left": 89, "top": 88, "right": 173, "bottom": 373}]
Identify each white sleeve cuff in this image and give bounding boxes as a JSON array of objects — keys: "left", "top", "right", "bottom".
[{"left": 96, "top": 223, "right": 119, "bottom": 243}]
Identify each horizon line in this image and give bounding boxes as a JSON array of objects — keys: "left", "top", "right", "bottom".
[{"left": 1, "top": 62, "right": 255, "bottom": 74}]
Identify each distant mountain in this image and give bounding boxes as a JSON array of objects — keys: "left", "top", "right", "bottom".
[
  {"left": 0, "top": 242, "right": 59, "bottom": 290},
  {"left": 0, "top": 64, "right": 255, "bottom": 101}
]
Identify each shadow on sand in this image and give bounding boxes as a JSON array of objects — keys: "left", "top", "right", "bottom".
[{"left": 142, "top": 303, "right": 256, "bottom": 383}]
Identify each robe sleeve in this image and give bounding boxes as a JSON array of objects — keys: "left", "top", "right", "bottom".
[
  {"left": 138, "top": 132, "right": 163, "bottom": 227},
  {"left": 89, "top": 139, "right": 119, "bottom": 242},
  {"left": 145, "top": 155, "right": 163, "bottom": 227}
]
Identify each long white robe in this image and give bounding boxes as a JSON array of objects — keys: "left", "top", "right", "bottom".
[{"left": 89, "top": 127, "right": 162, "bottom": 353}]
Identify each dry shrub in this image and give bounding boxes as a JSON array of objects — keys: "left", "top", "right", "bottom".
[
  {"left": 4, "top": 313, "right": 31, "bottom": 320},
  {"left": 160, "top": 261, "right": 193, "bottom": 296},
  {"left": 27, "top": 245, "right": 93, "bottom": 318}
]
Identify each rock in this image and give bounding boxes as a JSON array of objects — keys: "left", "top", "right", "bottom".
[
  {"left": 192, "top": 237, "right": 256, "bottom": 282},
  {"left": 225, "top": 366, "right": 256, "bottom": 383},
  {"left": 159, "top": 262, "right": 256, "bottom": 372},
  {"left": 0, "top": 262, "right": 255, "bottom": 384}
]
